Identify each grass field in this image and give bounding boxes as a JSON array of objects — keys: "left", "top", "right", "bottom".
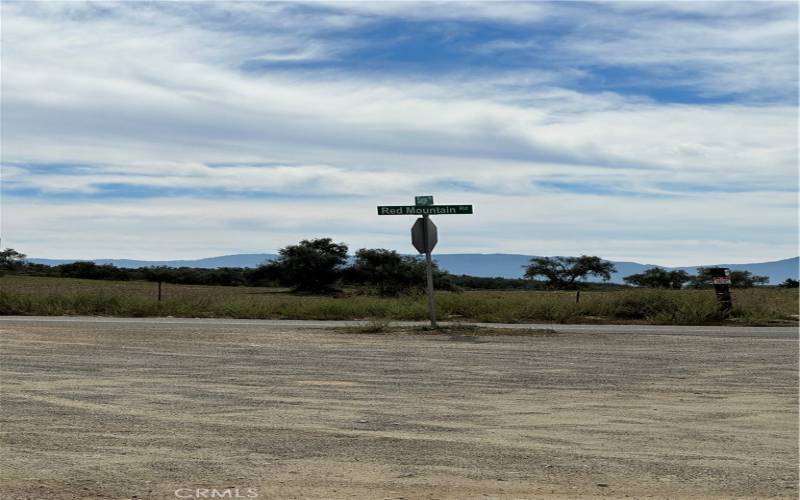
[{"left": 0, "top": 275, "right": 797, "bottom": 325}]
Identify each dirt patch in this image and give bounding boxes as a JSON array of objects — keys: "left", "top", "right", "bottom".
[
  {"left": 340, "top": 322, "right": 560, "bottom": 337},
  {"left": 297, "top": 380, "right": 361, "bottom": 387}
]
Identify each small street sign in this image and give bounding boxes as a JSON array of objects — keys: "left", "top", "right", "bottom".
[
  {"left": 377, "top": 205, "right": 473, "bottom": 215},
  {"left": 415, "top": 195, "right": 434, "bottom": 206},
  {"left": 375, "top": 196, "right": 474, "bottom": 328},
  {"left": 411, "top": 217, "right": 437, "bottom": 254}
]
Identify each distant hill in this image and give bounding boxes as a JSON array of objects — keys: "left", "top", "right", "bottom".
[
  {"left": 671, "top": 258, "right": 800, "bottom": 285},
  {"left": 433, "top": 255, "right": 799, "bottom": 284},
  {"left": 27, "top": 253, "right": 799, "bottom": 284},
  {"left": 29, "top": 254, "right": 278, "bottom": 269}
]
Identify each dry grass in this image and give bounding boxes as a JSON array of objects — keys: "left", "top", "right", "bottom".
[{"left": 0, "top": 275, "right": 797, "bottom": 325}]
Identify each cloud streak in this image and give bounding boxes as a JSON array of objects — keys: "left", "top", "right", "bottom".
[{"left": 1, "top": 1, "right": 796, "bottom": 264}]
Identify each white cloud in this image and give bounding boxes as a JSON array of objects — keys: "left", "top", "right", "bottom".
[
  {"left": 4, "top": 190, "right": 796, "bottom": 266},
  {"left": 312, "top": 1, "right": 551, "bottom": 24},
  {"left": 0, "top": 1, "right": 796, "bottom": 263}
]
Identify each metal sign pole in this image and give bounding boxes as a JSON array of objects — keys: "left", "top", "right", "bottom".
[
  {"left": 378, "top": 195, "right": 472, "bottom": 328},
  {"left": 422, "top": 214, "right": 437, "bottom": 328}
]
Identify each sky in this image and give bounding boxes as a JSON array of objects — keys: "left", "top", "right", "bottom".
[{"left": 1, "top": 1, "right": 798, "bottom": 266}]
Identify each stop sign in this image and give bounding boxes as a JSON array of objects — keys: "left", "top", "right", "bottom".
[{"left": 411, "top": 217, "right": 437, "bottom": 254}]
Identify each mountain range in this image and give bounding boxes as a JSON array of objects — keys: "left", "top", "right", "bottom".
[{"left": 28, "top": 254, "right": 799, "bottom": 284}]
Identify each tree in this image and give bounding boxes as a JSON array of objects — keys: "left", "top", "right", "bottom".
[
  {"left": 350, "top": 249, "right": 417, "bottom": 295},
  {"left": 349, "top": 248, "right": 456, "bottom": 296},
  {"left": 141, "top": 266, "right": 174, "bottom": 283},
  {"left": 57, "top": 261, "right": 131, "bottom": 281},
  {"left": 623, "top": 268, "right": 691, "bottom": 289},
  {"left": 265, "top": 238, "right": 349, "bottom": 292},
  {"left": 0, "top": 248, "right": 26, "bottom": 270},
  {"left": 731, "top": 270, "right": 769, "bottom": 288},
  {"left": 778, "top": 278, "right": 799, "bottom": 288},
  {"left": 245, "top": 261, "right": 282, "bottom": 287},
  {"left": 688, "top": 268, "right": 769, "bottom": 288},
  {"left": 523, "top": 255, "right": 617, "bottom": 289}
]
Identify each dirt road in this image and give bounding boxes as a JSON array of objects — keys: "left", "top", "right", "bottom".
[{"left": 1, "top": 318, "right": 797, "bottom": 499}]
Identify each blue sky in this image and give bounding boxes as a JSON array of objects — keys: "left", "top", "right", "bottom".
[{"left": 1, "top": 1, "right": 797, "bottom": 265}]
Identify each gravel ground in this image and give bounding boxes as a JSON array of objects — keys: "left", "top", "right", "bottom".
[{"left": 0, "top": 319, "right": 797, "bottom": 499}]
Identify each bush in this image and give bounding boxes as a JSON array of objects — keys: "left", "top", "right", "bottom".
[
  {"left": 688, "top": 268, "right": 769, "bottom": 288},
  {"left": 57, "top": 261, "right": 131, "bottom": 281},
  {"left": 265, "top": 238, "right": 349, "bottom": 293},
  {"left": 347, "top": 248, "right": 458, "bottom": 296},
  {"left": 624, "top": 268, "right": 691, "bottom": 289}
]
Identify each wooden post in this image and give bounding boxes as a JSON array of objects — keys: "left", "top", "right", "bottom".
[
  {"left": 575, "top": 289, "right": 580, "bottom": 303},
  {"left": 709, "top": 268, "right": 732, "bottom": 317},
  {"left": 158, "top": 281, "right": 162, "bottom": 302}
]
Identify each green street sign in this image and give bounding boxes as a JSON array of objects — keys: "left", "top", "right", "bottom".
[
  {"left": 377, "top": 205, "right": 473, "bottom": 215},
  {"left": 415, "top": 195, "right": 434, "bottom": 206}
]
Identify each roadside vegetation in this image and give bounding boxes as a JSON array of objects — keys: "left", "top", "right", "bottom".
[
  {"left": 1, "top": 244, "right": 779, "bottom": 292},
  {"left": 2, "top": 245, "right": 795, "bottom": 325},
  {"left": 1, "top": 275, "right": 796, "bottom": 325},
  {"left": 1, "top": 243, "right": 457, "bottom": 294}
]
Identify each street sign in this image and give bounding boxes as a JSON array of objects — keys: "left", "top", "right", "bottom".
[
  {"left": 377, "top": 205, "right": 473, "bottom": 215},
  {"left": 411, "top": 217, "right": 437, "bottom": 254},
  {"left": 415, "top": 195, "right": 434, "bottom": 206}
]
